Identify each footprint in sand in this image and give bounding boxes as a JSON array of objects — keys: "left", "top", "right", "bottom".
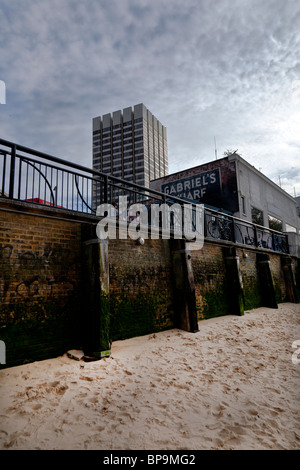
[
  {"left": 80, "top": 376, "right": 94, "bottom": 382},
  {"left": 89, "top": 395, "right": 98, "bottom": 404},
  {"left": 31, "top": 403, "right": 42, "bottom": 410},
  {"left": 49, "top": 380, "right": 60, "bottom": 387}
]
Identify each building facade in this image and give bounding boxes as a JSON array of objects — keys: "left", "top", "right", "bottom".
[
  {"left": 92, "top": 103, "right": 168, "bottom": 203},
  {"left": 150, "top": 153, "right": 300, "bottom": 254}
]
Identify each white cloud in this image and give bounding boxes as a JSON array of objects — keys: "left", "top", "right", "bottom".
[{"left": 0, "top": 0, "right": 300, "bottom": 195}]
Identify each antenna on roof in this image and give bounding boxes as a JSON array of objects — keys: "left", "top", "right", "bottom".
[{"left": 214, "top": 136, "right": 217, "bottom": 160}]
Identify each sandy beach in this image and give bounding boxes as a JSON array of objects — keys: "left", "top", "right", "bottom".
[{"left": 0, "top": 302, "right": 299, "bottom": 450}]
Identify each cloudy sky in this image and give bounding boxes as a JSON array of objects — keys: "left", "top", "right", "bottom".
[{"left": 1, "top": 0, "right": 299, "bottom": 196}]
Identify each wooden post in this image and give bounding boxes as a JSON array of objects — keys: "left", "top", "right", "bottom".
[
  {"left": 223, "top": 246, "right": 244, "bottom": 316},
  {"left": 81, "top": 224, "right": 111, "bottom": 358},
  {"left": 281, "top": 256, "right": 299, "bottom": 303},
  {"left": 256, "top": 253, "right": 278, "bottom": 308},
  {"left": 170, "top": 239, "right": 199, "bottom": 333}
]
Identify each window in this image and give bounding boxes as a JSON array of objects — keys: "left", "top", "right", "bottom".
[
  {"left": 268, "top": 215, "right": 283, "bottom": 232},
  {"left": 241, "top": 196, "right": 246, "bottom": 214},
  {"left": 251, "top": 207, "right": 263, "bottom": 226},
  {"left": 285, "top": 224, "right": 297, "bottom": 233}
]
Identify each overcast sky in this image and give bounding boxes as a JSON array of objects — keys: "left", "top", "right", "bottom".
[{"left": 1, "top": 0, "right": 299, "bottom": 196}]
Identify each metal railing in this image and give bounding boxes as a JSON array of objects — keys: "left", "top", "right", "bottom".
[
  {"left": 0, "top": 138, "right": 289, "bottom": 253},
  {"left": 204, "top": 210, "right": 289, "bottom": 253}
]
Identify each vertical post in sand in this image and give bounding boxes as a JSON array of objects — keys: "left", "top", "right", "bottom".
[
  {"left": 81, "top": 225, "right": 111, "bottom": 359},
  {"left": 281, "top": 256, "right": 299, "bottom": 303},
  {"left": 256, "top": 253, "right": 278, "bottom": 309},
  {"left": 223, "top": 246, "right": 245, "bottom": 316},
  {"left": 170, "top": 239, "right": 199, "bottom": 333}
]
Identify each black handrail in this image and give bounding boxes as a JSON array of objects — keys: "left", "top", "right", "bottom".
[{"left": 0, "top": 138, "right": 290, "bottom": 253}]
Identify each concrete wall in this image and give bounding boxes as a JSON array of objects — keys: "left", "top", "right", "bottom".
[{"left": 0, "top": 198, "right": 298, "bottom": 368}]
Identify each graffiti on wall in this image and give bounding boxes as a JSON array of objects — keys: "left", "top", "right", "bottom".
[{"left": 0, "top": 243, "right": 77, "bottom": 303}]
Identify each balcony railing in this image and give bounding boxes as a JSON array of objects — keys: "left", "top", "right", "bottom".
[{"left": 0, "top": 138, "right": 289, "bottom": 253}]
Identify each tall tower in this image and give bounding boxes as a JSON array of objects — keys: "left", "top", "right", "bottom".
[{"left": 92, "top": 103, "right": 168, "bottom": 204}]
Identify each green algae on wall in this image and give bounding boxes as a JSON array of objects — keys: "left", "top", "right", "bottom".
[
  {"left": 0, "top": 296, "right": 79, "bottom": 367},
  {"left": 243, "top": 280, "right": 262, "bottom": 310},
  {"left": 196, "top": 281, "right": 231, "bottom": 320},
  {"left": 110, "top": 290, "right": 174, "bottom": 341}
]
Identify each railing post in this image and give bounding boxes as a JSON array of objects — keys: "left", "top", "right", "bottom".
[
  {"left": 285, "top": 234, "right": 290, "bottom": 254},
  {"left": 271, "top": 232, "right": 276, "bottom": 251},
  {"left": 231, "top": 216, "right": 236, "bottom": 243},
  {"left": 103, "top": 174, "right": 108, "bottom": 204},
  {"left": 204, "top": 210, "right": 208, "bottom": 237},
  {"left": 253, "top": 225, "right": 258, "bottom": 247},
  {"left": 9, "top": 144, "right": 16, "bottom": 199}
]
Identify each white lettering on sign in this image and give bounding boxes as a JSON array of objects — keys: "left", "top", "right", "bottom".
[{"left": 161, "top": 169, "right": 220, "bottom": 202}]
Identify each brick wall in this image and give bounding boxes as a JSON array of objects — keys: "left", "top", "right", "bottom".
[
  {"left": 269, "top": 252, "right": 287, "bottom": 302},
  {"left": 236, "top": 246, "right": 262, "bottom": 310},
  {"left": 191, "top": 241, "right": 292, "bottom": 319},
  {"left": 191, "top": 241, "right": 230, "bottom": 319},
  {"left": 0, "top": 198, "right": 297, "bottom": 367},
  {"left": 0, "top": 199, "right": 83, "bottom": 366},
  {"left": 108, "top": 236, "right": 175, "bottom": 340}
]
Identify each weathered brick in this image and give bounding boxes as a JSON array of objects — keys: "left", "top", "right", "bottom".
[{"left": 0, "top": 198, "right": 297, "bottom": 368}]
